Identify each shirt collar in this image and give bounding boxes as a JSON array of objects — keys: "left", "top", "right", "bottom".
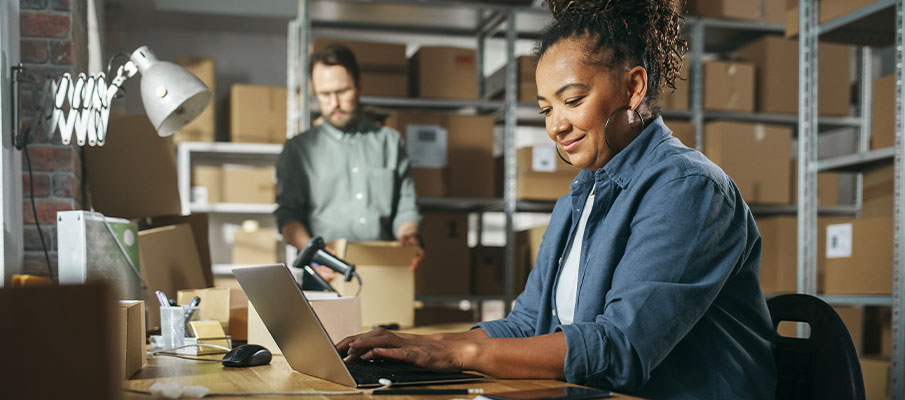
[
  {"left": 319, "top": 111, "right": 373, "bottom": 141},
  {"left": 571, "top": 116, "right": 670, "bottom": 191}
]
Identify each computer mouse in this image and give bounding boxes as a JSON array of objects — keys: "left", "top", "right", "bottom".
[{"left": 221, "top": 344, "right": 272, "bottom": 367}]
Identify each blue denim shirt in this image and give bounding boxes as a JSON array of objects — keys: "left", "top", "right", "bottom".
[{"left": 476, "top": 117, "right": 776, "bottom": 399}]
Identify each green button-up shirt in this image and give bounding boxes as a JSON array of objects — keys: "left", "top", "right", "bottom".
[{"left": 274, "top": 118, "right": 420, "bottom": 242}]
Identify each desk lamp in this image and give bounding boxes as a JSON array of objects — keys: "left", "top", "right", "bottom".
[{"left": 11, "top": 45, "right": 211, "bottom": 148}]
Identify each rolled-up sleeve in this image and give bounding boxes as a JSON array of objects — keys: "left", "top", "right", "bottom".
[
  {"left": 391, "top": 136, "right": 420, "bottom": 236},
  {"left": 274, "top": 144, "right": 309, "bottom": 232},
  {"left": 560, "top": 174, "right": 745, "bottom": 390}
]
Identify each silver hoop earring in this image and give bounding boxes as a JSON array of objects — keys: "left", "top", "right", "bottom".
[
  {"left": 604, "top": 106, "right": 645, "bottom": 153},
  {"left": 555, "top": 145, "right": 572, "bottom": 166}
]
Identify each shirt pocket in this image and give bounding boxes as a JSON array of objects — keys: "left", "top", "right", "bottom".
[{"left": 366, "top": 168, "right": 395, "bottom": 215}]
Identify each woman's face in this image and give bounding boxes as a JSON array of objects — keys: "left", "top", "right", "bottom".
[{"left": 536, "top": 37, "right": 637, "bottom": 171}]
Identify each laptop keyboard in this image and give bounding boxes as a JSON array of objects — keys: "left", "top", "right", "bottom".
[{"left": 346, "top": 360, "right": 481, "bottom": 385}]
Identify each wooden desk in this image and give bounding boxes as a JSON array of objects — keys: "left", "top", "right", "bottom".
[
  {"left": 123, "top": 324, "right": 640, "bottom": 399},
  {"left": 123, "top": 355, "right": 641, "bottom": 399}
]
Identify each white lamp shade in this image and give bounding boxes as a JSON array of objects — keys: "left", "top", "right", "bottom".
[{"left": 130, "top": 46, "right": 212, "bottom": 137}]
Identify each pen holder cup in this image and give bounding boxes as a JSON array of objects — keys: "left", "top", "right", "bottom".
[{"left": 160, "top": 306, "right": 200, "bottom": 350}]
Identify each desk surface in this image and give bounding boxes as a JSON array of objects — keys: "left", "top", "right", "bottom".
[
  {"left": 123, "top": 355, "right": 642, "bottom": 399},
  {"left": 123, "top": 324, "right": 641, "bottom": 399}
]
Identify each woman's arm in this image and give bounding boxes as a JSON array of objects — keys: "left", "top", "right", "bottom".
[{"left": 336, "top": 328, "right": 567, "bottom": 379}]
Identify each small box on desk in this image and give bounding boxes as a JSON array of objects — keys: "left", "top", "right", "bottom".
[
  {"left": 177, "top": 287, "right": 231, "bottom": 333},
  {"left": 247, "top": 294, "right": 362, "bottom": 354},
  {"left": 332, "top": 239, "right": 420, "bottom": 328},
  {"left": 119, "top": 300, "right": 146, "bottom": 380},
  {"left": 823, "top": 217, "right": 893, "bottom": 295}
]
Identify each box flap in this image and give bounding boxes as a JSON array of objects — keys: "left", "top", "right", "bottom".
[{"left": 332, "top": 239, "right": 419, "bottom": 267}]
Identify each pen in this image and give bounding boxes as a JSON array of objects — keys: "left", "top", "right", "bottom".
[
  {"left": 372, "top": 388, "right": 484, "bottom": 396},
  {"left": 187, "top": 296, "right": 201, "bottom": 308},
  {"left": 155, "top": 291, "right": 170, "bottom": 307}
]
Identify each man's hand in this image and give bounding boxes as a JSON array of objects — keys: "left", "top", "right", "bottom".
[
  {"left": 398, "top": 233, "right": 424, "bottom": 270},
  {"left": 311, "top": 245, "right": 339, "bottom": 281},
  {"left": 336, "top": 328, "right": 477, "bottom": 373}
]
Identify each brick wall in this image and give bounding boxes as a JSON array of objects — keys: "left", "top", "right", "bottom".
[{"left": 19, "top": 0, "right": 88, "bottom": 279}]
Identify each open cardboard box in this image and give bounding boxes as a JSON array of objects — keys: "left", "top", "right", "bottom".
[{"left": 330, "top": 239, "right": 420, "bottom": 328}]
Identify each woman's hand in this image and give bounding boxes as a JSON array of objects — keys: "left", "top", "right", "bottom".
[{"left": 336, "top": 328, "right": 478, "bottom": 373}]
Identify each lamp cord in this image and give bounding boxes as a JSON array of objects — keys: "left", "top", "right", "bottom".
[{"left": 22, "top": 143, "right": 54, "bottom": 279}]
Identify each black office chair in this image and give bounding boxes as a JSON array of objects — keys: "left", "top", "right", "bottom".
[{"left": 768, "top": 293, "right": 865, "bottom": 400}]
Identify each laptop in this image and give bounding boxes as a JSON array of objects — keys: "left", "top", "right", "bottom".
[{"left": 232, "top": 264, "right": 485, "bottom": 387}]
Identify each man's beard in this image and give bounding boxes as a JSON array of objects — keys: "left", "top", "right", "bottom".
[{"left": 324, "top": 107, "right": 358, "bottom": 131}]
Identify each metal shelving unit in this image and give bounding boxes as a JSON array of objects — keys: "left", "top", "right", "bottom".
[{"left": 797, "top": 1, "right": 904, "bottom": 397}]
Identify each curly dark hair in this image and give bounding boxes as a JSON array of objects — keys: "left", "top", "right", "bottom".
[{"left": 536, "top": 0, "right": 687, "bottom": 116}]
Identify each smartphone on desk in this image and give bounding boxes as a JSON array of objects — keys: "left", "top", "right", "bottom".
[{"left": 476, "top": 386, "right": 613, "bottom": 400}]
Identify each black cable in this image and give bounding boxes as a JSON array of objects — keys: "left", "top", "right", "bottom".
[
  {"left": 22, "top": 143, "right": 53, "bottom": 279},
  {"left": 106, "top": 52, "right": 131, "bottom": 99}
]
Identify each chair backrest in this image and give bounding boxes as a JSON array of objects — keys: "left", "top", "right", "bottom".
[{"left": 768, "top": 293, "right": 865, "bottom": 400}]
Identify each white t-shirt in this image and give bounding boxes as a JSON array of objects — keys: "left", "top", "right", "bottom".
[{"left": 555, "top": 190, "right": 595, "bottom": 325}]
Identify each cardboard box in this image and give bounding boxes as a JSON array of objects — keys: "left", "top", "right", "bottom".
[
  {"left": 332, "top": 240, "right": 420, "bottom": 328},
  {"left": 660, "top": 59, "right": 689, "bottom": 110},
  {"left": 386, "top": 112, "right": 495, "bottom": 198},
  {"left": 232, "top": 227, "right": 278, "bottom": 264},
  {"left": 790, "top": 163, "right": 840, "bottom": 206},
  {"left": 173, "top": 56, "right": 216, "bottom": 143},
  {"left": 757, "top": 216, "right": 845, "bottom": 294},
  {"left": 757, "top": 216, "right": 798, "bottom": 294},
  {"left": 85, "top": 115, "right": 182, "bottom": 219},
  {"left": 865, "top": 306, "right": 892, "bottom": 357},
  {"left": 192, "top": 165, "right": 223, "bottom": 204},
  {"left": 230, "top": 84, "right": 287, "bottom": 143},
  {"left": 485, "top": 55, "right": 538, "bottom": 103},
  {"left": 0, "top": 284, "right": 119, "bottom": 399},
  {"left": 734, "top": 36, "right": 851, "bottom": 116},
  {"left": 119, "top": 300, "right": 146, "bottom": 380},
  {"left": 247, "top": 294, "right": 362, "bottom": 354},
  {"left": 704, "top": 60, "right": 755, "bottom": 112},
  {"left": 823, "top": 217, "right": 893, "bottom": 295},
  {"left": 666, "top": 120, "right": 695, "bottom": 148},
  {"left": 416, "top": 212, "right": 471, "bottom": 296},
  {"left": 471, "top": 245, "right": 530, "bottom": 295},
  {"left": 145, "top": 214, "right": 214, "bottom": 288},
  {"left": 410, "top": 46, "right": 477, "bottom": 99},
  {"left": 312, "top": 39, "right": 408, "bottom": 97},
  {"left": 522, "top": 224, "right": 547, "bottom": 271},
  {"left": 862, "top": 164, "right": 893, "bottom": 218},
  {"left": 411, "top": 167, "right": 447, "bottom": 197},
  {"left": 834, "top": 305, "right": 864, "bottom": 353},
  {"left": 860, "top": 357, "right": 891, "bottom": 400},
  {"left": 177, "top": 287, "right": 231, "bottom": 333},
  {"left": 872, "top": 74, "right": 895, "bottom": 150},
  {"left": 221, "top": 165, "right": 275, "bottom": 204},
  {"left": 764, "top": 0, "right": 786, "bottom": 24},
  {"left": 516, "top": 146, "right": 578, "bottom": 201},
  {"left": 704, "top": 121, "right": 792, "bottom": 204},
  {"left": 687, "top": 0, "right": 762, "bottom": 21},
  {"left": 213, "top": 277, "right": 249, "bottom": 341},
  {"left": 785, "top": 0, "right": 877, "bottom": 38},
  {"left": 139, "top": 223, "right": 209, "bottom": 330}
]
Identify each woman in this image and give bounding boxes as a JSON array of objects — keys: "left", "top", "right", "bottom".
[{"left": 337, "top": 0, "right": 777, "bottom": 398}]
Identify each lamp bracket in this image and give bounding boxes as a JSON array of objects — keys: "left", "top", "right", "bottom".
[{"left": 11, "top": 61, "right": 138, "bottom": 149}]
